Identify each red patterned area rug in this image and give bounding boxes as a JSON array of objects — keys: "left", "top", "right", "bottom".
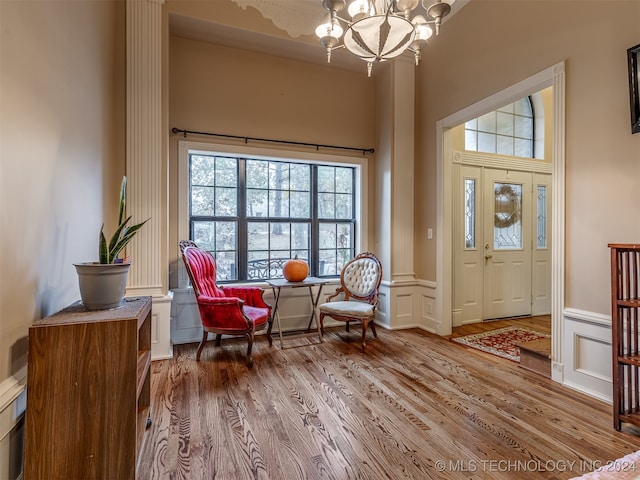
[{"left": 451, "top": 326, "right": 550, "bottom": 362}]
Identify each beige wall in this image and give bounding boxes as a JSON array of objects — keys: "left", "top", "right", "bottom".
[
  {"left": 415, "top": 0, "right": 640, "bottom": 315},
  {"left": 0, "top": 1, "right": 125, "bottom": 383},
  {"left": 167, "top": 34, "right": 378, "bottom": 286}
]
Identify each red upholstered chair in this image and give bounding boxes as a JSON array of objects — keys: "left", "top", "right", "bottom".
[
  {"left": 319, "top": 252, "right": 383, "bottom": 349},
  {"left": 180, "top": 242, "right": 273, "bottom": 368}
]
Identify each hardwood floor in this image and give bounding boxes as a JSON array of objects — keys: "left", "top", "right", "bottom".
[
  {"left": 449, "top": 315, "right": 552, "bottom": 337},
  {"left": 138, "top": 326, "right": 640, "bottom": 479}
]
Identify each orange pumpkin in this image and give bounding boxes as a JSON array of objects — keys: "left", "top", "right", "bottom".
[{"left": 283, "top": 256, "right": 309, "bottom": 282}]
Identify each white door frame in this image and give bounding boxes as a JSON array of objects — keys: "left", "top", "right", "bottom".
[{"left": 435, "top": 62, "right": 566, "bottom": 383}]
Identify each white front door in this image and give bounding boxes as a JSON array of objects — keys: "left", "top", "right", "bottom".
[
  {"left": 483, "top": 169, "right": 532, "bottom": 319},
  {"left": 453, "top": 159, "right": 551, "bottom": 325}
]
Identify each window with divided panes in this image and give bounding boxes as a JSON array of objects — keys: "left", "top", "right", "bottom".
[{"left": 189, "top": 154, "right": 356, "bottom": 282}]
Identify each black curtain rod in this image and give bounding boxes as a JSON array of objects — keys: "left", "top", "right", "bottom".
[{"left": 171, "top": 127, "right": 375, "bottom": 155}]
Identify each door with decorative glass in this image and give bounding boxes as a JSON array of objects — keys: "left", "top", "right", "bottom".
[
  {"left": 453, "top": 163, "right": 551, "bottom": 324},
  {"left": 483, "top": 169, "right": 532, "bottom": 319}
]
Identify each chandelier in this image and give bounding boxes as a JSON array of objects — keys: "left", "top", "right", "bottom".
[{"left": 315, "top": 0, "right": 451, "bottom": 76}]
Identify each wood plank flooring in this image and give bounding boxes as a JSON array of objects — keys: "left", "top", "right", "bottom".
[
  {"left": 138, "top": 325, "right": 640, "bottom": 479},
  {"left": 449, "top": 315, "right": 552, "bottom": 337}
]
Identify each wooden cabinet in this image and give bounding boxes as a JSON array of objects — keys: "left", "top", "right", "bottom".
[
  {"left": 24, "top": 296, "right": 152, "bottom": 479},
  {"left": 610, "top": 244, "right": 640, "bottom": 430}
]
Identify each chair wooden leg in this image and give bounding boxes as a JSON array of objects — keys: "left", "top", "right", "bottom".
[
  {"left": 319, "top": 313, "right": 325, "bottom": 336},
  {"left": 370, "top": 320, "right": 377, "bottom": 338},
  {"left": 266, "top": 317, "right": 274, "bottom": 347},
  {"left": 246, "top": 332, "right": 255, "bottom": 369},
  {"left": 215, "top": 333, "right": 222, "bottom": 346},
  {"left": 346, "top": 321, "right": 350, "bottom": 332},
  {"left": 196, "top": 330, "right": 208, "bottom": 361},
  {"left": 361, "top": 320, "right": 368, "bottom": 349}
]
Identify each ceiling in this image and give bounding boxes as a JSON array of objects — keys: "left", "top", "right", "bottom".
[{"left": 169, "top": 0, "right": 469, "bottom": 73}]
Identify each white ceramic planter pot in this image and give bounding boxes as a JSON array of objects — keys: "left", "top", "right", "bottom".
[{"left": 74, "top": 262, "right": 131, "bottom": 310}]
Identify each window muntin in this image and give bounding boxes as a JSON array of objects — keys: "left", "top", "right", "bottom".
[
  {"left": 465, "top": 97, "right": 534, "bottom": 158},
  {"left": 189, "top": 154, "right": 356, "bottom": 282},
  {"left": 192, "top": 220, "right": 237, "bottom": 281}
]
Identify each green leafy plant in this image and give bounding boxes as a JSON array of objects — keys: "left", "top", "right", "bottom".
[{"left": 99, "top": 176, "right": 149, "bottom": 264}]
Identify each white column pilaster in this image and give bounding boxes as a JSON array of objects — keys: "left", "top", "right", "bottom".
[
  {"left": 390, "top": 57, "right": 416, "bottom": 284},
  {"left": 126, "top": 0, "right": 172, "bottom": 359},
  {"left": 375, "top": 56, "right": 417, "bottom": 330}
]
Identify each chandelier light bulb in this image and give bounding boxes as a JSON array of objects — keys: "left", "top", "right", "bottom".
[
  {"left": 315, "top": 17, "right": 343, "bottom": 64},
  {"left": 396, "top": 0, "right": 420, "bottom": 17},
  {"left": 409, "top": 14, "right": 432, "bottom": 65},
  {"left": 347, "top": 0, "right": 374, "bottom": 20},
  {"left": 315, "top": 19, "right": 343, "bottom": 40},
  {"left": 412, "top": 15, "right": 432, "bottom": 40}
]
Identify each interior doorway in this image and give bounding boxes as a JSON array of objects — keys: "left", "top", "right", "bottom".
[{"left": 435, "top": 62, "right": 566, "bottom": 383}]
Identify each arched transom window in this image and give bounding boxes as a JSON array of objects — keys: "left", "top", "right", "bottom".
[{"left": 465, "top": 97, "right": 534, "bottom": 158}]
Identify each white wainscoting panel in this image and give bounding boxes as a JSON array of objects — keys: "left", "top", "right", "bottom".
[
  {"left": 170, "top": 288, "right": 203, "bottom": 345},
  {"left": 391, "top": 284, "right": 415, "bottom": 329},
  {"left": 0, "top": 375, "right": 26, "bottom": 480},
  {"left": 396, "top": 293, "right": 414, "bottom": 322},
  {"left": 562, "top": 308, "right": 612, "bottom": 403},
  {"left": 376, "top": 287, "right": 389, "bottom": 328},
  {"left": 377, "top": 280, "right": 436, "bottom": 331},
  {"left": 417, "top": 280, "right": 438, "bottom": 333},
  {"left": 151, "top": 295, "right": 173, "bottom": 360}
]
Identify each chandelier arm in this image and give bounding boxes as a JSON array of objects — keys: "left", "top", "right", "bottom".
[
  {"left": 333, "top": 15, "right": 352, "bottom": 26},
  {"left": 386, "top": 1, "right": 394, "bottom": 15}
]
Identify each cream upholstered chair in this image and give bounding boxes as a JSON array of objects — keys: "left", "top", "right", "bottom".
[{"left": 319, "top": 252, "right": 382, "bottom": 349}]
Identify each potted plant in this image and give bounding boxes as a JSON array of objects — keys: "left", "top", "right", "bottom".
[{"left": 74, "top": 176, "right": 149, "bottom": 310}]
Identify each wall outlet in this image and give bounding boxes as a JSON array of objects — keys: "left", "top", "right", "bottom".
[{"left": 427, "top": 228, "right": 433, "bottom": 239}]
